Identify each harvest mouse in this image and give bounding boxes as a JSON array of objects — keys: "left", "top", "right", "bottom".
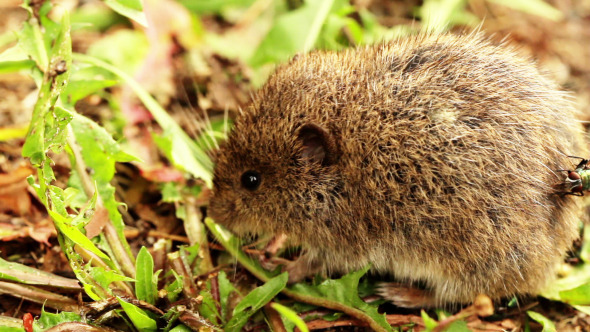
[{"left": 208, "top": 33, "right": 586, "bottom": 307}]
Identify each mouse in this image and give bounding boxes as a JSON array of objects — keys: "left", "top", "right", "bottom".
[{"left": 208, "top": 32, "right": 587, "bottom": 308}]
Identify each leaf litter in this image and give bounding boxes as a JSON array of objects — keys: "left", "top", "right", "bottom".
[{"left": 0, "top": 0, "right": 589, "bottom": 331}]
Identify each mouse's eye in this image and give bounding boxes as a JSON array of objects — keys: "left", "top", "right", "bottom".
[{"left": 241, "top": 170, "right": 261, "bottom": 191}]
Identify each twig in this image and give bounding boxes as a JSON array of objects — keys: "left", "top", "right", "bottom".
[
  {"left": 182, "top": 195, "right": 213, "bottom": 273},
  {"left": 0, "top": 281, "right": 79, "bottom": 312}
]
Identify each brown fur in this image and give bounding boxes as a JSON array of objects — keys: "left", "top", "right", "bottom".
[{"left": 208, "top": 33, "right": 587, "bottom": 306}]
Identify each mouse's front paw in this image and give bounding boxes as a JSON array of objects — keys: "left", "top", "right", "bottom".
[{"left": 283, "top": 255, "right": 321, "bottom": 283}]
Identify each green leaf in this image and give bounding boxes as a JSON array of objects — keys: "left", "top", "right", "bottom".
[
  {"left": 205, "top": 218, "right": 275, "bottom": 281},
  {"left": 218, "top": 270, "right": 236, "bottom": 322},
  {"left": 527, "top": 311, "right": 556, "bottom": 332},
  {"left": 45, "top": 106, "right": 74, "bottom": 154},
  {"left": 0, "top": 316, "right": 23, "bottom": 330},
  {"left": 0, "top": 125, "right": 28, "bottom": 141},
  {"left": 22, "top": 13, "right": 73, "bottom": 165},
  {"left": 161, "top": 182, "right": 183, "bottom": 203},
  {"left": 487, "top": 0, "right": 563, "bottom": 21},
  {"left": 541, "top": 264, "right": 590, "bottom": 302},
  {"left": 0, "top": 60, "right": 35, "bottom": 74},
  {"left": 89, "top": 265, "right": 134, "bottom": 291},
  {"left": 68, "top": 112, "right": 138, "bottom": 268},
  {"left": 0, "top": 44, "right": 35, "bottom": 74},
  {"left": 63, "top": 79, "right": 117, "bottom": 105},
  {"left": 103, "top": 0, "right": 148, "bottom": 27},
  {"left": 86, "top": 30, "right": 148, "bottom": 75},
  {"left": 165, "top": 270, "right": 184, "bottom": 303},
  {"left": 225, "top": 273, "right": 288, "bottom": 332},
  {"left": 250, "top": 0, "right": 336, "bottom": 66},
  {"left": 418, "top": 0, "right": 478, "bottom": 33},
  {"left": 136, "top": 247, "right": 157, "bottom": 305},
  {"left": 288, "top": 266, "right": 392, "bottom": 332},
  {"left": 48, "top": 210, "right": 111, "bottom": 262},
  {"left": 421, "top": 310, "right": 438, "bottom": 331},
  {"left": 271, "top": 302, "right": 309, "bottom": 332},
  {"left": 118, "top": 298, "right": 158, "bottom": 332},
  {"left": 0, "top": 257, "right": 80, "bottom": 289},
  {"left": 557, "top": 282, "right": 590, "bottom": 305},
  {"left": 169, "top": 324, "right": 193, "bottom": 332},
  {"left": 206, "top": 218, "right": 392, "bottom": 332},
  {"left": 18, "top": 21, "right": 49, "bottom": 71},
  {"left": 35, "top": 310, "right": 81, "bottom": 330},
  {"left": 199, "top": 285, "right": 221, "bottom": 325},
  {"left": 177, "top": 0, "right": 256, "bottom": 15},
  {"left": 446, "top": 320, "right": 471, "bottom": 332},
  {"left": 73, "top": 53, "right": 214, "bottom": 186},
  {"left": 71, "top": 2, "right": 126, "bottom": 31}
]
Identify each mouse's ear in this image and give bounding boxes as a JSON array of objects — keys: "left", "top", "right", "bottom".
[{"left": 297, "top": 124, "right": 337, "bottom": 166}]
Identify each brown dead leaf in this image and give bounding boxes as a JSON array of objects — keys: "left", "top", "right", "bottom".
[
  {"left": 134, "top": 203, "right": 180, "bottom": 234},
  {"left": 140, "top": 166, "right": 184, "bottom": 183},
  {"left": 84, "top": 206, "right": 109, "bottom": 239},
  {"left": 0, "top": 165, "right": 33, "bottom": 215},
  {"left": 26, "top": 218, "right": 55, "bottom": 245},
  {"left": 0, "top": 218, "right": 55, "bottom": 245}
]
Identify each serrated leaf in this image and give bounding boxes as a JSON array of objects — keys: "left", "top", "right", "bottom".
[
  {"left": 118, "top": 298, "right": 158, "bottom": 332},
  {"left": 271, "top": 302, "right": 309, "bottom": 332},
  {"left": 206, "top": 218, "right": 392, "bottom": 332},
  {"left": 45, "top": 106, "right": 74, "bottom": 153},
  {"left": 527, "top": 311, "right": 556, "bottom": 332},
  {"left": 89, "top": 265, "right": 134, "bottom": 291},
  {"left": 199, "top": 285, "right": 220, "bottom": 324},
  {"left": 136, "top": 246, "right": 157, "bottom": 305},
  {"left": 225, "top": 273, "right": 288, "bottom": 332},
  {"left": 165, "top": 270, "right": 184, "bottom": 303},
  {"left": 219, "top": 270, "right": 236, "bottom": 322},
  {"left": 35, "top": 310, "right": 81, "bottom": 330},
  {"left": 70, "top": 113, "right": 139, "bottom": 180},
  {"left": 288, "top": 266, "right": 392, "bottom": 332},
  {"left": 68, "top": 112, "right": 138, "bottom": 266},
  {"left": 103, "top": 0, "right": 148, "bottom": 27},
  {"left": 48, "top": 210, "right": 111, "bottom": 262},
  {"left": 22, "top": 13, "right": 72, "bottom": 164}
]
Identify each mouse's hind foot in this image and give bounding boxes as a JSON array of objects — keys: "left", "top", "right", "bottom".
[{"left": 376, "top": 282, "right": 439, "bottom": 308}]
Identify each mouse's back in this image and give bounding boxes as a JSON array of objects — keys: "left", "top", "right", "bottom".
[{"left": 209, "top": 33, "right": 586, "bottom": 306}]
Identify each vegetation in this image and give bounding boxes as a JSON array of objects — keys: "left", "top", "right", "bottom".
[{"left": 0, "top": 0, "right": 588, "bottom": 331}]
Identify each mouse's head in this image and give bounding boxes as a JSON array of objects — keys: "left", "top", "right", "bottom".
[{"left": 208, "top": 98, "right": 341, "bottom": 241}]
